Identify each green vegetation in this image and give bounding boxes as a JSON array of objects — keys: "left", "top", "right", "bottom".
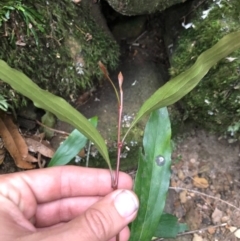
[
  {"left": 1, "top": 29, "right": 240, "bottom": 240},
  {"left": 170, "top": 0, "right": 240, "bottom": 138},
  {"left": 0, "top": 0, "right": 119, "bottom": 108},
  {"left": 0, "top": 94, "right": 9, "bottom": 111}
]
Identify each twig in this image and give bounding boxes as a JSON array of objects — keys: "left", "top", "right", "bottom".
[
  {"left": 181, "top": 0, "right": 208, "bottom": 20},
  {"left": 129, "top": 31, "right": 147, "bottom": 45},
  {"left": 169, "top": 187, "right": 240, "bottom": 211},
  {"left": 180, "top": 223, "right": 227, "bottom": 236},
  {"left": 152, "top": 223, "right": 227, "bottom": 241},
  {"left": 36, "top": 120, "right": 70, "bottom": 136}
]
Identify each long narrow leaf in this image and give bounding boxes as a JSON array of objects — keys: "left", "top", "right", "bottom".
[
  {"left": 130, "top": 107, "right": 172, "bottom": 241},
  {"left": 154, "top": 213, "right": 188, "bottom": 239},
  {"left": 127, "top": 31, "right": 240, "bottom": 133},
  {"left": 48, "top": 116, "right": 98, "bottom": 167},
  {"left": 0, "top": 60, "right": 111, "bottom": 169}
]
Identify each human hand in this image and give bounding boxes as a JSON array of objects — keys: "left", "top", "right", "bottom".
[{"left": 0, "top": 166, "right": 139, "bottom": 241}]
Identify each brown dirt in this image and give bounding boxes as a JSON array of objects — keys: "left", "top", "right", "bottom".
[{"left": 164, "top": 128, "right": 240, "bottom": 241}]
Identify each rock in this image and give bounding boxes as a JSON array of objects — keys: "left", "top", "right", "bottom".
[
  {"left": 211, "top": 207, "right": 223, "bottom": 224},
  {"left": 179, "top": 190, "right": 188, "bottom": 203},
  {"left": 192, "top": 234, "right": 203, "bottom": 241},
  {"left": 178, "top": 169, "right": 185, "bottom": 180},
  {"left": 106, "top": 0, "right": 186, "bottom": 16},
  {"left": 79, "top": 55, "right": 168, "bottom": 135},
  {"left": 207, "top": 226, "right": 216, "bottom": 234},
  {"left": 54, "top": 53, "right": 168, "bottom": 170},
  {"left": 112, "top": 16, "right": 147, "bottom": 42},
  {"left": 221, "top": 216, "right": 230, "bottom": 223}
]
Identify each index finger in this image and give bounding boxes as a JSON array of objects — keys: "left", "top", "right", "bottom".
[{"left": 18, "top": 166, "right": 133, "bottom": 203}]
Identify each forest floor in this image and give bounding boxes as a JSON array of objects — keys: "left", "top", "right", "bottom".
[{"left": 1, "top": 7, "right": 240, "bottom": 241}]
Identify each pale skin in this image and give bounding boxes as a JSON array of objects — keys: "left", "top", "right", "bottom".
[{"left": 0, "top": 166, "right": 139, "bottom": 241}]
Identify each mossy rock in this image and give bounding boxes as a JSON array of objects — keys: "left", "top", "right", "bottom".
[
  {"left": 0, "top": 0, "right": 119, "bottom": 108},
  {"left": 106, "top": 0, "right": 185, "bottom": 16},
  {"left": 169, "top": 0, "right": 240, "bottom": 139}
]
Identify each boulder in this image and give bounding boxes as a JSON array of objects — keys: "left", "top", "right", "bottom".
[{"left": 106, "top": 0, "right": 186, "bottom": 16}]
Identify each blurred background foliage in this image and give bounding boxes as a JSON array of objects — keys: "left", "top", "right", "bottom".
[
  {"left": 0, "top": 0, "right": 119, "bottom": 108},
  {"left": 169, "top": 0, "right": 240, "bottom": 139}
]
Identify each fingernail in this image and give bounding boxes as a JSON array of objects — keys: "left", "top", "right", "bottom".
[{"left": 114, "top": 190, "right": 139, "bottom": 217}]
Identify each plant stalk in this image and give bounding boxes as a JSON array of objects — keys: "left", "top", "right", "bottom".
[{"left": 112, "top": 72, "right": 123, "bottom": 190}]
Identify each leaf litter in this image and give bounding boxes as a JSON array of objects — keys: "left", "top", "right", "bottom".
[
  {"left": 0, "top": 111, "right": 56, "bottom": 169},
  {"left": 168, "top": 129, "right": 240, "bottom": 241}
]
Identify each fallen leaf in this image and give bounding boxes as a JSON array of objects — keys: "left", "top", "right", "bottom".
[
  {"left": 193, "top": 176, "right": 209, "bottom": 188},
  {"left": 2, "top": 114, "right": 28, "bottom": 160},
  {"left": 212, "top": 208, "right": 223, "bottom": 224},
  {"left": 229, "top": 227, "right": 240, "bottom": 238},
  {"left": 0, "top": 138, "right": 5, "bottom": 164},
  {"left": 25, "top": 154, "right": 38, "bottom": 163},
  {"left": 192, "top": 233, "right": 203, "bottom": 241},
  {"left": 25, "top": 137, "right": 55, "bottom": 158},
  {"left": 0, "top": 117, "right": 34, "bottom": 169}
]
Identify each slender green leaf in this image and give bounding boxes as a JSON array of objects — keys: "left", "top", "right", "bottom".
[
  {"left": 0, "top": 60, "right": 111, "bottom": 169},
  {"left": 127, "top": 31, "right": 240, "bottom": 133},
  {"left": 130, "top": 107, "right": 172, "bottom": 241},
  {"left": 48, "top": 116, "right": 98, "bottom": 167},
  {"left": 153, "top": 213, "right": 188, "bottom": 239}
]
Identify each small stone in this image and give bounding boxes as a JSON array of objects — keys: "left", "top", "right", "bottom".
[
  {"left": 210, "top": 185, "right": 215, "bottom": 190},
  {"left": 192, "top": 233, "right": 203, "bottom": 241},
  {"left": 208, "top": 226, "right": 216, "bottom": 234},
  {"left": 212, "top": 208, "right": 223, "bottom": 224},
  {"left": 178, "top": 170, "right": 185, "bottom": 180},
  {"left": 171, "top": 179, "right": 177, "bottom": 187},
  {"left": 179, "top": 190, "right": 187, "bottom": 203},
  {"left": 189, "top": 193, "right": 195, "bottom": 197},
  {"left": 190, "top": 158, "right": 196, "bottom": 163},
  {"left": 221, "top": 216, "right": 229, "bottom": 223}
]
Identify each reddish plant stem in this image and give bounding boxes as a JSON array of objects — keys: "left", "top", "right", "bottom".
[
  {"left": 98, "top": 64, "right": 124, "bottom": 241},
  {"left": 112, "top": 72, "right": 123, "bottom": 190},
  {"left": 114, "top": 73, "right": 123, "bottom": 241}
]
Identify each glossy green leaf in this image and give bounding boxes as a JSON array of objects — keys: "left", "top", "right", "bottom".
[
  {"left": 0, "top": 60, "right": 111, "bottom": 169},
  {"left": 128, "top": 31, "right": 240, "bottom": 132},
  {"left": 130, "top": 107, "right": 172, "bottom": 241},
  {"left": 153, "top": 213, "right": 188, "bottom": 239},
  {"left": 48, "top": 116, "right": 98, "bottom": 167}
]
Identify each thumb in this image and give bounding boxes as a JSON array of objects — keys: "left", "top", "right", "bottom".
[{"left": 77, "top": 189, "right": 139, "bottom": 241}]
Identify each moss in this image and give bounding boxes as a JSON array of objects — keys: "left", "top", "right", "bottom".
[
  {"left": 170, "top": 0, "right": 240, "bottom": 138},
  {"left": 0, "top": 0, "right": 119, "bottom": 108}
]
